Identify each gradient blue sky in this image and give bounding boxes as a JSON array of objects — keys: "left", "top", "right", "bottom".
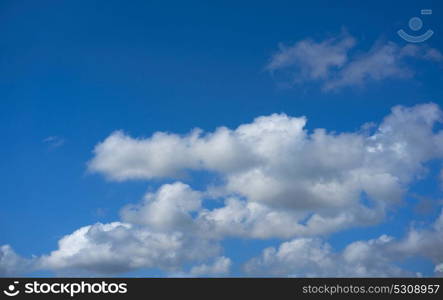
[{"left": 1, "top": 0, "right": 443, "bottom": 277}]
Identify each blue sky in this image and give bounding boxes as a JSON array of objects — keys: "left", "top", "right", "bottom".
[{"left": 1, "top": 0, "right": 443, "bottom": 277}]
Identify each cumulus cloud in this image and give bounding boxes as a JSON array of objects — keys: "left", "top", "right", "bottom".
[
  {"left": 189, "top": 256, "right": 232, "bottom": 276},
  {"left": 0, "top": 245, "right": 34, "bottom": 276},
  {"left": 196, "top": 197, "right": 381, "bottom": 239},
  {"left": 245, "top": 209, "right": 443, "bottom": 277},
  {"left": 89, "top": 103, "right": 443, "bottom": 238},
  {"left": 3, "top": 103, "right": 443, "bottom": 276},
  {"left": 323, "top": 42, "right": 412, "bottom": 90},
  {"left": 266, "top": 34, "right": 443, "bottom": 91},
  {"left": 121, "top": 182, "right": 202, "bottom": 231},
  {"left": 6, "top": 207, "right": 442, "bottom": 276}
]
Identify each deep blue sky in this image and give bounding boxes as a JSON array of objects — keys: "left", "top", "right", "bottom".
[{"left": 0, "top": 0, "right": 442, "bottom": 276}]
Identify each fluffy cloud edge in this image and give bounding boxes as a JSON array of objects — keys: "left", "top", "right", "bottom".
[{"left": 265, "top": 33, "right": 443, "bottom": 91}]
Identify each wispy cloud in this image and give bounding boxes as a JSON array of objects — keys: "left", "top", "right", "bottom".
[
  {"left": 189, "top": 256, "right": 232, "bottom": 276},
  {"left": 266, "top": 33, "right": 443, "bottom": 91},
  {"left": 43, "top": 136, "right": 65, "bottom": 149}
]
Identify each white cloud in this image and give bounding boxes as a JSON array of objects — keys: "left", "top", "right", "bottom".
[
  {"left": 325, "top": 43, "right": 443, "bottom": 91},
  {"left": 324, "top": 42, "right": 412, "bottom": 90},
  {"left": 0, "top": 245, "right": 34, "bottom": 276},
  {"left": 392, "top": 208, "right": 443, "bottom": 265},
  {"left": 43, "top": 136, "right": 65, "bottom": 149},
  {"left": 266, "top": 34, "right": 443, "bottom": 91},
  {"left": 424, "top": 48, "right": 443, "bottom": 61},
  {"left": 266, "top": 33, "right": 355, "bottom": 82},
  {"left": 196, "top": 197, "right": 380, "bottom": 239},
  {"left": 88, "top": 127, "right": 259, "bottom": 181},
  {"left": 244, "top": 235, "right": 410, "bottom": 277},
  {"left": 189, "top": 256, "right": 232, "bottom": 276},
  {"left": 245, "top": 209, "right": 443, "bottom": 277},
  {"left": 38, "top": 222, "right": 220, "bottom": 275},
  {"left": 89, "top": 103, "right": 443, "bottom": 238},
  {"left": 3, "top": 103, "right": 443, "bottom": 276},
  {"left": 6, "top": 207, "right": 442, "bottom": 276}
]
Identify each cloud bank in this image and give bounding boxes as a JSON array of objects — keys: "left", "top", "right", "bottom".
[{"left": 245, "top": 209, "right": 443, "bottom": 277}]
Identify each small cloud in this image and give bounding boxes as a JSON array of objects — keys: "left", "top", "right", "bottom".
[
  {"left": 435, "top": 263, "right": 443, "bottom": 276},
  {"left": 423, "top": 48, "right": 443, "bottom": 61},
  {"left": 43, "top": 136, "right": 65, "bottom": 149}
]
